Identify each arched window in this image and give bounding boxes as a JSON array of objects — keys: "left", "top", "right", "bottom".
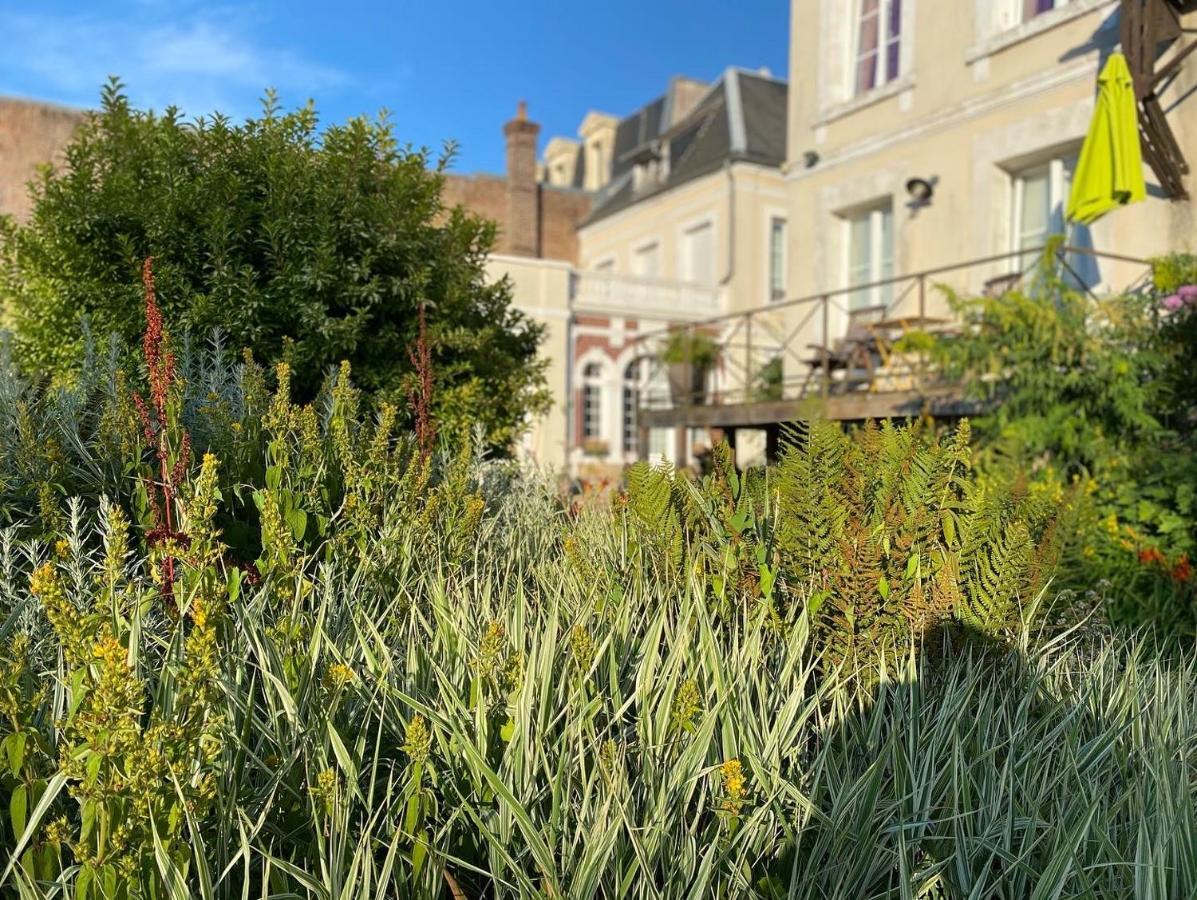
[
  {"left": 622, "top": 357, "right": 669, "bottom": 456},
  {"left": 622, "top": 360, "right": 641, "bottom": 454},
  {"left": 581, "top": 362, "right": 604, "bottom": 440}
]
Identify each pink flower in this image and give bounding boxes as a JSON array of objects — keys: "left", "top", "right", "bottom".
[
  {"left": 1177, "top": 284, "right": 1197, "bottom": 302},
  {"left": 1162, "top": 294, "right": 1184, "bottom": 311}
]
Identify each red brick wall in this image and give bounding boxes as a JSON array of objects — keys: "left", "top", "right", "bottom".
[
  {"left": 442, "top": 173, "right": 507, "bottom": 232},
  {"left": 0, "top": 98, "right": 84, "bottom": 221},
  {"left": 441, "top": 105, "right": 591, "bottom": 264},
  {"left": 540, "top": 187, "right": 590, "bottom": 263},
  {"left": 443, "top": 175, "right": 591, "bottom": 264}
]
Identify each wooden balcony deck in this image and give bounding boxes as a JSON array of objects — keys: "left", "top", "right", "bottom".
[
  {"left": 638, "top": 385, "right": 980, "bottom": 429},
  {"left": 628, "top": 246, "right": 1152, "bottom": 443}
]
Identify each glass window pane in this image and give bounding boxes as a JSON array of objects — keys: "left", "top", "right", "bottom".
[
  {"left": 682, "top": 224, "right": 713, "bottom": 284},
  {"left": 879, "top": 207, "right": 894, "bottom": 307},
  {"left": 885, "top": 0, "right": 902, "bottom": 80},
  {"left": 854, "top": 0, "right": 881, "bottom": 94},
  {"left": 1018, "top": 168, "right": 1050, "bottom": 249},
  {"left": 849, "top": 213, "right": 873, "bottom": 309},
  {"left": 1023, "top": 0, "right": 1056, "bottom": 21},
  {"left": 648, "top": 428, "right": 670, "bottom": 461},
  {"left": 634, "top": 243, "right": 660, "bottom": 278},
  {"left": 770, "top": 218, "right": 786, "bottom": 299}
]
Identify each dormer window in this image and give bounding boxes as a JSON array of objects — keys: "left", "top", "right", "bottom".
[
  {"left": 854, "top": 0, "right": 902, "bottom": 95},
  {"left": 631, "top": 141, "right": 669, "bottom": 194}
]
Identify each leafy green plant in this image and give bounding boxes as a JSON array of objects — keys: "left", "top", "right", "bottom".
[
  {"left": 0, "top": 271, "right": 1192, "bottom": 899},
  {"left": 608, "top": 419, "right": 1077, "bottom": 670},
  {"left": 933, "top": 257, "right": 1197, "bottom": 634},
  {"left": 751, "top": 356, "right": 784, "bottom": 402},
  {"left": 659, "top": 330, "right": 720, "bottom": 368},
  {"left": 0, "top": 79, "right": 549, "bottom": 451}
]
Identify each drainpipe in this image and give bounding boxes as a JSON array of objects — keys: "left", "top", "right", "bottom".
[{"left": 720, "top": 159, "right": 736, "bottom": 288}]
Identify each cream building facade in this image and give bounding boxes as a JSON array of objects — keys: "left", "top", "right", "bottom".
[
  {"left": 476, "top": 70, "right": 789, "bottom": 475},
  {"left": 568, "top": 68, "right": 789, "bottom": 471},
  {"left": 784, "top": 0, "right": 1197, "bottom": 349}
]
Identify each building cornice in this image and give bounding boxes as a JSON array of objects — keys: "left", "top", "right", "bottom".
[
  {"left": 578, "top": 160, "right": 779, "bottom": 235},
  {"left": 786, "top": 55, "right": 1098, "bottom": 181},
  {"left": 964, "top": 0, "right": 1117, "bottom": 64}
]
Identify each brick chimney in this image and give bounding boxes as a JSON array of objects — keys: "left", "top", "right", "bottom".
[{"left": 503, "top": 100, "right": 541, "bottom": 257}]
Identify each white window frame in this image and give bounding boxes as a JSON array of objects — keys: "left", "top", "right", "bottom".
[
  {"left": 632, "top": 240, "right": 661, "bottom": 279},
  {"left": 621, "top": 359, "right": 644, "bottom": 455},
  {"left": 676, "top": 216, "right": 716, "bottom": 286},
  {"left": 844, "top": 203, "right": 895, "bottom": 311},
  {"left": 768, "top": 214, "right": 788, "bottom": 302},
  {"left": 593, "top": 255, "right": 616, "bottom": 274},
  {"left": 817, "top": 0, "right": 915, "bottom": 119},
  {"left": 968, "top": 0, "right": 1096, "bottom": 62},
  {"left": 1021, "top": 0, "right": 1071, "bottom": 24},
  {"left": 1009, "top": 155, "right": 1071, "bottom": 270},
  {"left": 580, "top": 361, "right": 605, "bottom": 441},
  {"left": 851, "top": 0, "right": 903, "bottom": 97}
]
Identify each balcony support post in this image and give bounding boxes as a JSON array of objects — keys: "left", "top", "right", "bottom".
[
  {"left": 821, "top": 295, "right": 831, "bottom": 399},
  {"left": 744, "top": 313, "right": 753, "bottom": 405}
]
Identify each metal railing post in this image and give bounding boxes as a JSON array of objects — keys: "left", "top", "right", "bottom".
[
  {"left": 745, "top": 312, "right": 753, "bottom": 405},
  {"left": 821, "top": 295, "right": 830, "bottom": 400}
]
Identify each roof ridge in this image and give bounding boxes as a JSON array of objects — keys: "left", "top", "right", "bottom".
[
  {"left": 726, "top": 65, "right": 788, "bottom": 86},
  {"left": 723, "top": 68, "right": 747, "bottom": 155}
]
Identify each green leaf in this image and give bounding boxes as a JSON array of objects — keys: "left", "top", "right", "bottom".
[
  {"left": 1, "top": 732, "right": 26, "bottom": 777},
  {"left": 9, "top": 784, "right": 27, "bottom": 836}
]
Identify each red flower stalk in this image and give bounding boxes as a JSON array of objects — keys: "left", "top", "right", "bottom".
[
  {"left": 407, "top": 303, "right": 437, "bottom": 460},
  {"left": 132, "top": 257, "right": 189, "bottom": 606}
]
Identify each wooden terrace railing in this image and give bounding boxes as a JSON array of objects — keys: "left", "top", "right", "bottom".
[{"left": 628, "top": 245, "right": 1153, "bottom": 430}]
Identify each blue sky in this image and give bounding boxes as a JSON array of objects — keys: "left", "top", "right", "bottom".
[{"left": 0, "top": 1, "right": 789, "bottom": 175}]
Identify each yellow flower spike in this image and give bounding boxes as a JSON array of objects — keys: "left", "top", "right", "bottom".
[
  {"left": 324, "top": 663, "right": 355, "bottom": 692},
  {"left": 569, "top": 625, "right": 595, "bottom": 670},
  {"left": 403, "top": 714, "right": 431, "bottom": 767},
  {"left": 719, "top": 758, "right": 748, "bottom": 816}
]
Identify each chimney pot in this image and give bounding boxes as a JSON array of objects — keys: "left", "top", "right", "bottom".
[{"left": 503, "top": 101, "right": 541, "bottom": 257}]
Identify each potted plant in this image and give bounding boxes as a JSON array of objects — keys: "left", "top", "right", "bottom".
[
  {"left": 660, "top": 330, "right": 720, "bottom": 406},
  {"left": 581, "top": 437, "right": 610, "bottom": 458},
  {"left": 751, "top": 356, "right": 784, "bottom": 402}
]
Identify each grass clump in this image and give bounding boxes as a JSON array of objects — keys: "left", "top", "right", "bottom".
[{"left": 0, "top": 268, "right": 1193, "bottom": 898}]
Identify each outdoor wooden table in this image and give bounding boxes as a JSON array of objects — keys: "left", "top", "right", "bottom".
[
  {"left": 870, "top": 315, "right": 950, "bottom": 334},
  {"left": 863, "top": 316, "right": 950, "bottom": 392}
]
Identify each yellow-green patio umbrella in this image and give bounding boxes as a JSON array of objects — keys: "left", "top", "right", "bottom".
[{"left": 1066, "top": 51, "right": 1146, "bottom": 225}]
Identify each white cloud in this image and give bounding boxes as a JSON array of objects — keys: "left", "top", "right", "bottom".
[{"left": 0, "top": 4, "right": 349, "bottom": 120}]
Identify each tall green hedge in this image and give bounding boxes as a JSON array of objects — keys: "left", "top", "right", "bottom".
[{"left": 0, "top": 80, "right": 549, "bottom": 451}]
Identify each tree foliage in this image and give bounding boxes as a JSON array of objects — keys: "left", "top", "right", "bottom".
[{"left": 0, "top": 79, "right": 549, "bottom": 451}]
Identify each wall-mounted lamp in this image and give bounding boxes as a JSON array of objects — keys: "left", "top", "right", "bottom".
[
  {"left": 905, "top": 176, "right": 937, "bottom": 206},
  {"left": 803, "top": 150, "right": 820, "bottom": 169}
]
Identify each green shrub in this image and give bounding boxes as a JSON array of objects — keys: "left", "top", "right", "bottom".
[
  {"left": 609, "top": 421, "right": 1077, "bottom": 671},
  {"left": 934, "top": 256, "right": 1197, "bottom": 634},
  {"left": 0, "top": 80, "right": 549, "bottom": 451}
]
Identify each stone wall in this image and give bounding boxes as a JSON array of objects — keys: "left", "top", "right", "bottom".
[{"left": 0, "top": 97, "right": 84, "bottom": 221}]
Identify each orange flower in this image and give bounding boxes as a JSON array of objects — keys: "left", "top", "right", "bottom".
[
  {"left": 1171, "top": 554, "right": 1192, "bottom": 584},
  {"left": 1138, "top": 547, "right": 1166, "bottom": 567}
]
